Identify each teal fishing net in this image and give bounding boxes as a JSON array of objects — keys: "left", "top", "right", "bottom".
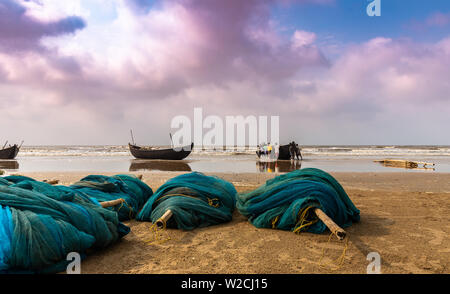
[
  {"left": 70, "top": 174, "right": 153, "bottom": 221},
  {"left": 137, "top": 172, "right": 237, "bottom": 230},
  {"left": 237, "top": 168, "right": 360, "bottom": 234},
  {"left": 0, "top": 175, "right": 147, "bottom": 273}
]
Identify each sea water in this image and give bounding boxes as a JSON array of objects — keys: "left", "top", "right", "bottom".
[{"left": 1, "top": 145, "right": 449, "bottom": 173}]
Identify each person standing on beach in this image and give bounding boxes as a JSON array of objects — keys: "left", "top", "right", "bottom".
[
  {"left": 289, "top": 141, "right": 302, "bottom": 160},
  {"left": 295, "top": 143, "right": 303, "bottom": 160}
]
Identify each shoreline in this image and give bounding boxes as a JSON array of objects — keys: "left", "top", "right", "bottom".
[{"left": 3, "top": 170, "right": 448, "bottom": 274}]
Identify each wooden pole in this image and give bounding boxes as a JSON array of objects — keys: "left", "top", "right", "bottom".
[
  {"left": 314, "top": 208, "right": 347, "bottom": 241},
  {"left": 43, "top": 179, "right": 59, "bottom": 185},
  {"left": 100, "top": 198, "right": 125, "bottom": 208},
  {"left": 169, "top": 133, "right": 174, "bottom": 148},
  {"left": 130, "top": 129, "right": 135, "bottom": 145},
  {"left": 156, "top": 210, "right": 173, "bottom": 229}
]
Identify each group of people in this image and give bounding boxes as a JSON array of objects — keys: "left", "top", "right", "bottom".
[
  {"left": 257, "top": 142, "right": 279, "bottom": 156},
  {"left": 288, "top": 141, "right": 302, "bottom": 161},
  {"left": 256, "top": 141, "right": 303, "bottom": 161}
]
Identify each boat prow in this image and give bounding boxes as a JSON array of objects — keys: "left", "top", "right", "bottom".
[{"left": 0, "top": 144, "right": 20, "bottom": 160}]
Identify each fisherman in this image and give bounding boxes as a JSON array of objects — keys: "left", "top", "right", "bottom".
[
  {"left": 295, "top": 143, "right": 303, "bottom": 160},
  {"left": 289, "top": 141, "right": 302, "bottom": 160}
]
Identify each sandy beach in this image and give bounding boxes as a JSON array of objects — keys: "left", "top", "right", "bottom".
[{"left": 15, "top": 171, "right": 450, "bottom": 274}]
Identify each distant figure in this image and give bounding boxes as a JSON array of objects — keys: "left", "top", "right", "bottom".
[
  {"left": 289, "top": 141, "right": 302, "bottom": 160},
  {"left": 295, "top": 143, "right": 303, "bottom": 160}
]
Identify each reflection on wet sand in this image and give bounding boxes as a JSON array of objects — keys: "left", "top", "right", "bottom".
[
  {"left": 256, "top": 160, "right": 301, "bottom": 173},
  {"left": 129, "top": 160, "right": 192, "bottom": 172},
  {"left": 0, "top": 160, "right": 19, "bottom": 170}
]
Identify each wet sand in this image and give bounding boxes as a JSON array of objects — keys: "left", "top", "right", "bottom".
[{"left": 12, "top": 171, "right": 450, "bottom": 274}]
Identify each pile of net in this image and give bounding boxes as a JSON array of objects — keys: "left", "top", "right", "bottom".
[
  {"left": 70, "top": 174, "right": 153, "bottom": 221},
  {"left": 137, "top": 172, "right": 237, "bottom": 230},
  {"left": 0, "top": 174, "right": 152, "bottom": 273},
  {"left": 237, "top": 168, "right": 360, "bottom": 234}
]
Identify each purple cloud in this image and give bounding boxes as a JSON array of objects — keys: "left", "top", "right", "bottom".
[
  {"left": 0, "top": 0, "right": 448, "bottom": 145},
  {"left": 426, "top": 12, "right": 450, "bottom": 27},
  {"left": 0, "top": 0, "right": 86, "bottom": 53}
]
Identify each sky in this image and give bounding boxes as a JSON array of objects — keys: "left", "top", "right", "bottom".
[{"left": 0, "top": 0, "right": 449, "bottom": 146}]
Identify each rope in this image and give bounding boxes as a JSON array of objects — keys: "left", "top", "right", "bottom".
[
  {"left": 271, "top": 215, "right": 280, "bottom": 229},
  {"left": 318, "top": 232, "right": 350, "bottom": 271},
  {"left": 146, "top": 222, "right": 172, "bottom": 244},
  {"left": 291, "top": 205, "right": 350, "bottom": 271},
  {"left": 155, "top": 193, "right": 221, "bottom": 208},
  {"left": 293, "top": 206, "right": 318, "bottom": 234},
  {"left": 116, "top": 199, "right": 134, "bottom": 220}
]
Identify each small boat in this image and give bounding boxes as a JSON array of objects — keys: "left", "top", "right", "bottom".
[
  {"left": 0, "top": 144, "right": 20, "bottom": 160},
  {"left": 374, "top": 159, "right": 435, "bottom": 169},
  {"left": 278, "top": 144, "right": 291, "bottom": 160},
  {"left": 129, "top": 143, "right": 194, "bottom": 160}
]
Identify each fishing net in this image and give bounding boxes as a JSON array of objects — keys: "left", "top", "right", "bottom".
[
  {"left": 70, "top": 174, "right": 153, "bottom": 221},
  {"left": 137, "top": 172, "right": 237, "bottom": 230},
  {"left": 0, "top": 175, "right": 135, "bottom": 273},
  {"left": 237, "top": 168, "right": 360, "bottom": 234}
]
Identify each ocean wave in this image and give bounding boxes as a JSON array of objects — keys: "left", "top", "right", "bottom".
[{"left": 16, "top": 145, "right": 450, "bottom": 157}]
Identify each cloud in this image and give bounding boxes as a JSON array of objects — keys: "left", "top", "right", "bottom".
[
  {"left": 2, "top": 0, "right": 327, "bottom": 99},
  {"left": 0, "top": 0, "right": 449, "bottom": 145},
  {"left": 426, "top": 12, "right": 450, "bottom": 27},
  {"left": 406, "top": 11, "right": 450, "bottom": 32},
  {"left": 0, "top": 0, "right": 86, "bottom": 53}
]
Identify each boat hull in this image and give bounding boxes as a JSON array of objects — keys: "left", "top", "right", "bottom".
[
  {"left": 129, "top": 143, "right": 194, "bottom": 160},
  {"left": 0, "top": 145, "right": 19, "bottom": 160}
]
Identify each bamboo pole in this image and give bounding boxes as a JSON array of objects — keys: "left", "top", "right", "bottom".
[
  {"left": 156, "top": 210, "right": 173, "bottom": 229},
  {"left": 314, "top": 208, "right": 347, "bottom": 240},
  {"left": 43, "top": 179, "right": 59, "bottom": 185},
  {"left": 100, "top": 198, "right": 125, "bottom": 208}
]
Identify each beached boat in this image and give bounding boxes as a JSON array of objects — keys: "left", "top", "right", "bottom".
[
  {"left": 0, "top": 145, "right": 20, "bottom": 159},
  {"left": 374, "top": 159, "right": 435, "bottom": 169},
  {"left": 277, "top": 144, "right": 291, "bottom": 160},
  {"left": 128, "top": 143, "right": 194, "bottom": 160}
]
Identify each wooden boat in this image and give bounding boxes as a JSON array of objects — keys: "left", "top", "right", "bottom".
[
  {"left": 278, "top": 144, "right": 291, "bottom": 160},
  {"left": 129, "top": 143, "right": 194, "bottom": 160},
  {"left": 0, "top": 145, "right": 20, "bottom": 160},
  {"left": 374, "top": 159, "right": 435, "bottom": 169}
]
